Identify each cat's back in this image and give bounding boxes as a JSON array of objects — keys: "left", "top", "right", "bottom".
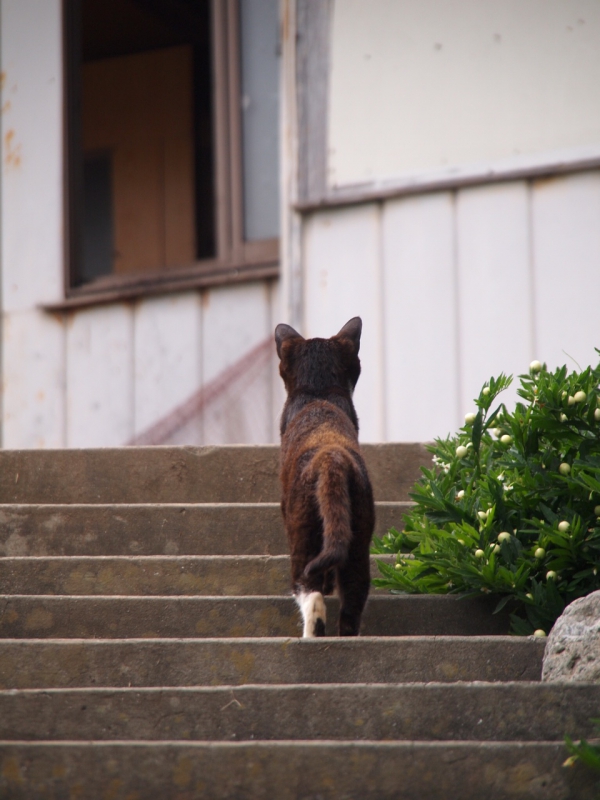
[
  {"left": 281, "top": 399, "right": 358, "bottom": 455},
  {"left": 280, "top": 399, "right": 367, "bottom": 488}
]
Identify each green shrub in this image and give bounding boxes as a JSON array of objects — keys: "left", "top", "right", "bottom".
[
  {"left": 564, "top": 720, "right": 600, "bottom": 774},
  {"left": 373, "top": 356, "right": 600, "bottom": 635}
]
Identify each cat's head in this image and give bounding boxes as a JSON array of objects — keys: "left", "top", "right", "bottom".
[{"left": 274, "top": 317, "right": 362, "bottom": 396}]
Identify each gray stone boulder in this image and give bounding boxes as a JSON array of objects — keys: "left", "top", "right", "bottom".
[{"left": 542, "top": 590, "right": 600, "bottom": 682}]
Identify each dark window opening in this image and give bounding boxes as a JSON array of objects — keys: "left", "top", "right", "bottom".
[
  {"left": 82, "top": 151, "right": 114, "bottom": 282},
  {"left": 69, "top": 0, "right": 215, "bottom": 287},
  {"left": 64, "top": 0, "right": 279, "bottom": 299}
]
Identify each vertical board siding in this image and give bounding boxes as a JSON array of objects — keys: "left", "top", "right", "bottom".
[
  {"left": 455, "top": 182, "right": 533, "bottom": 414},
  {"left": 303, "top": 205, "right": 384, "bottom": 442},
  {"left": 268, "top": 278, "right": 286, "bottom": 440},
  {"left": 66, "top": 305, "right": 134, "bottom": 447},
  {"left": 200, "top": 281, "right": 273, "bottom": 444},
  {"left": 531, "top": 171, "right": 600, "bottom": 371},
  {"left": 133, "top": 293, "right": 202, "bottom": 439},
  {"left": 1, "top": 310, "right": 66, "bottom": 448},
  {"left": 0, "top": 0, "right": 64, "bottom": 311},
  {"left": 382, "top": 192, "right": 459, "bottom": 441}
]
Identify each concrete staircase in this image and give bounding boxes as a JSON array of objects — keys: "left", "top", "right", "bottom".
[{"left": 0, "top": 444, "right": 596, "bottom": 798}]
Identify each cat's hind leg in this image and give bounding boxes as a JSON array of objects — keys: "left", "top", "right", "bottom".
[
  {"left": 295, "top": 589, "right": 326, "bottom": 637},
  {"left": 336, "top": 548, "right": 370, "bottom": 636}
]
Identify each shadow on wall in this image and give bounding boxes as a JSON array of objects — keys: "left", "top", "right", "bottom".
[{"left": 128, "top": 339, "right": 277, "bottom": 446}]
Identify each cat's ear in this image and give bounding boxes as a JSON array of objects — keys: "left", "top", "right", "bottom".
[
  {"left": 336, "top": 317, "right": 362, "bottom": 354},
  {"left": 275, "top": 323, "right": 304, "bottom": 359}
]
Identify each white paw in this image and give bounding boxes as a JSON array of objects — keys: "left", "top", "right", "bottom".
[{"left": 296, "top": 590, "right": 326, "bottom": 638}]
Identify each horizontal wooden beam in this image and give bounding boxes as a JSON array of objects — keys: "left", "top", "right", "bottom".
[
  {"left": 295, "top": 152, "right": 600, "bottom": 213},
  {"left": 42, "top": 262, "right": 279, "bottom": 312}
]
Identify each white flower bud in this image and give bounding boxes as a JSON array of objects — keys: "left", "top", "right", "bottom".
[
  {"left": 456, "top": 445, "right": 468, "bottom": 459},
  {"left": 558, "top": 520, "right": 570, "bottom": 533},
  {"left": 493, "top": 544, "right": 501, "bottom": 554},
  {"left": 456, "top": 490, "right": 465, "bottom": 499},
  {"left": 568, "top": 395, "right": 575, "bottom": 406},
  {"left": 534, "top": 547, "right": 545, "bottom": 558},
  {"left": 595, "top": 408, "right": 600, "bottom": 421},
  {"left": 559, "top": 463, "right": 571, "bottom": 476},
  {"left": 573, "top": 390, "right": 586, "bottom": 403},
  {"left": 498, "top": 532, "right": 511, "bottom": 542},
  {"left": 482, "top": 387, "right": 490, "bottom": 396},
  {"left": 475, "top": 549, "right": 485, "bottom": 558},
  {"left": 500, "top": 434, "right": 512, "bottom": 445},
  {"left": 464, "top": 412, "right": 477, "bottom": 424},
  {"left": 533, "top": 629, "right": 546, "bottom": 638},
  {"left": 594, "top": 505, "right": 600, "bottom": 516},
  {"left": 526, "top": 593, "right": 533, "bottom": 601},
  {"left": 529, "top": 360, "right": 542, "bottom": 373},
  {"left": 546, "top": 570, "right": 557, "bottom": 580},
  {"left": 560, "top": 413, "right": 568, "bottom": 422},
  {"left": 561, "top": 391, "right": 567, "bottom": 399}
]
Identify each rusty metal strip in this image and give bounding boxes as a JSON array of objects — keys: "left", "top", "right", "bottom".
[{"left": 127, "top": 337, "right": 273, "bottom": 446}]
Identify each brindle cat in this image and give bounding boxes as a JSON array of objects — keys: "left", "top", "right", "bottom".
[{"left": 275, "top": 317, "right": 375, "bottom": 637}]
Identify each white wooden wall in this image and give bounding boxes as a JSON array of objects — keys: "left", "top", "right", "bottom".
[
  {"left": 0, "top": 0, "right": 283, "bottom": 449},
  {"left": 2, "top": 282, "right": 281, "bottom": 449},
  {"left": 302, "top": 171, "right": 600, "bottom": 442}
]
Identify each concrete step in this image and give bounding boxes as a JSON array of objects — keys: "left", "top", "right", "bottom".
[
  {"left": 0, "top": 502, "right": 408, "bottom": 557},
  {"left": 0, "top": 741, "right": 594, "bottom": 799},
  {"left": 0, "top": 555, "right": 397, "bottom": 596},
  {"left": 0, "top": 443, "right": 431, "bottom": 504},
  {"left": 0, "top": 683, "right": 597, "bottom": 742},
  {"left": 0, "top": 594, "right": 515, "bottom": 638},
  {"left": 0, "top": 637, "right": 544, "bottom": 689}
]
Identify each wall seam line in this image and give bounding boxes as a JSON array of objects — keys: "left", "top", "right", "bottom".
[
  {"left": 376, "top": 200, "right": 387, "bottom": 442},
  {"left": 451, "top": 189, "right": 463, "bottom": 429},
  {"left": 526, "top": 180, "right": 538, "bottom": 362}
]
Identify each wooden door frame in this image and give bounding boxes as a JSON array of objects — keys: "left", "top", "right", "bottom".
[{"left": 55, "top": 0, "right": 279, "bottom": 311}]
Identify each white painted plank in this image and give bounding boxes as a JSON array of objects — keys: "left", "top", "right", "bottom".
[
  {"left": 531, "top": 171, "right": 600, "bottom": 372},
  {"left": 0, "top": 0, "right": 64, "bottom": 311},
  {"left": 133, "top": 292, "right": 202, "bottom": 440},
  {"left": 200, "top": 281, "right": 273, "bottom": 444},
  {"left": 455, "top": 181, "right": 533, "bottom": 414},
  {"left": 1, "top": 310, "right": 65, "bottom": 448},
  {"left": 382, "top": 192, "right": 458, "bottom": 441},
  {"left": 66, "top": 305, "right": 134, "bottom": 447},
  {"left": 302, "top": 205, "right": 383, "bottom": 441},
  {"left": 268, "top": 277, "right": 286, "bottom": 441}
]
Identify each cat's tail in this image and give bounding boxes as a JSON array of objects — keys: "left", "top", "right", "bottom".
[{"left": 304, "top": 448, "right": 353, "bottom": 577}]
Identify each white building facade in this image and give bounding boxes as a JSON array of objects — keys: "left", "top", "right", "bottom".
[{"left": 2, "top": 0, "right": 600, "bottom": 448}]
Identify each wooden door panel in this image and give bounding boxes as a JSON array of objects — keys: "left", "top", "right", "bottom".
[{"left": 83, "top": 46, "right": 195, "bottom": 274}]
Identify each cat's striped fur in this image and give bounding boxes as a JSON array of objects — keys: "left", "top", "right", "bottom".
[{"left": 275, "top": 317, "right": 375, "bottom": 637}]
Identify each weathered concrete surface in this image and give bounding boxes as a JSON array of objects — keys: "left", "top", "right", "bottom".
[
  {"left": 542, "top": 590, "right": 600, "bottom": 683},
  {"left": 0, "top": 682, "right": 598, "bottom": 742},
  {"left": 0, "top": 504, "right": 288, "bottom": 556},
  {"left": 0, "top": 554, "right": 396, "bottom": 596},
  {"left": 0, "top": 637, "right": 545, "bottom": 689},
  {"left": 0, "top": 443, "right": 431, "bottom": 504},
  {"left": 0, "top": 502, "right": 409, "bottom": 557},
  {"left": 0, "top": 741, "right": 594, "bottom": 800},
  {"left": 0, "top": 594, "right": 514, "bottom": 638}
]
